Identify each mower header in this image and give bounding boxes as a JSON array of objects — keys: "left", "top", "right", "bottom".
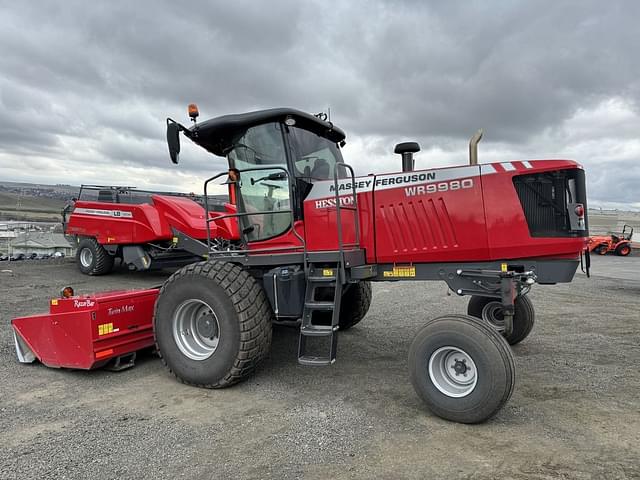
[{"left": 12, "top": 289, "right": 158, "bottom": 370}]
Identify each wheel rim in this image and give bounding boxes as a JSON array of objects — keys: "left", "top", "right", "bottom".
[
  {"left": 621, "top": 246, "right": 630, "bottom": 255},
  {"left": 172, "top": 299, "right": 220, "bottom": 361},
  {"left": 428, "top": 346, "right": 478, "bottom": 398},
  {"left": 481, "top": 301, "right": 506, "bottom": 332},
  {"left": 79, "top": 248, "right": 93, "bottom": 268}
]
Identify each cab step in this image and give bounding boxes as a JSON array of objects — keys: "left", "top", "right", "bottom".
[{"left": 297, "top": 261, "right": 343, "bottom": 366}]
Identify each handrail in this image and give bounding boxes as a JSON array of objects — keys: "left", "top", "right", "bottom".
[
  {"left": 203, "top": 166, "right": 305, "bottom": 255},
  {"left": 332, "top": 162, "right": 360, "bottom": 281}
]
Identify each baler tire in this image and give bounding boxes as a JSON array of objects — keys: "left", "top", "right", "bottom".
[
  {"left": 615, "top": 244, "right": 631, "bottom": 256},
  {"left": 408, "top": 314, "right": 515, "bottom": 424},
  {"left": 339, "top": 281, "right": 372, "bottom": 330},
  {"left": 76, "top": 238, "right": 114, "bottom": 275},
  {"left": 153, "top": 261, "right": 273, "bottom": 389},
  {"left": 467, "top": 295, "right": 535, "bottom": 345}
]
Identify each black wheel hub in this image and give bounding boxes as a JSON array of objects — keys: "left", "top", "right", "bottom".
[
  {"left": 452, "top": 358, "right": 468, "bottom": 376},
  {"left": 196, "top": 313, "right": 218, "bottom": 339}
]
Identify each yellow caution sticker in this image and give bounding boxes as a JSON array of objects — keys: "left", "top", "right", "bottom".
[
  {"left": 51, "top": 299, "right": 59, "bottom": 306},
  {"left": 172, "top": 237, "right": 178, "bottom": 245},
  {"left": 501, "top": 263, "right": 508, "bottom": 272},
  {"left": 383, "top": 265, "right": 416, "bottom": 278},
  {"left": 323, "top": 268, "right": 334, "bottom": 277},
  {"left": 98, "top": 323, "right": 114, "bottom": 336}
]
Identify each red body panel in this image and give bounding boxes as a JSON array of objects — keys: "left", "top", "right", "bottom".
[
  {"left": 151, "top": 195, "right": 209, "bottom": 239},
  {"left": 65, "top": 196, "right": 241, "bottom": 245},
  {"left": 298, "top": 159, "right": 586, "bottom": 263},
  {"left": 11, "top": 289, "right": 157, "bottom": 369},
  {"left": 481, "top": 161, "right": 586, "bottom": 259},
  {"left": 66, "top": 200, "right": 174, "bottom": 244},
  {"left": 372, "top": 166, "right": 488, "bottom": 263}
]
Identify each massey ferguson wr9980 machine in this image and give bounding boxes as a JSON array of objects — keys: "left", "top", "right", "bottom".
[{"left": 14, "top": 105, "right": 589, "bottom": 423}]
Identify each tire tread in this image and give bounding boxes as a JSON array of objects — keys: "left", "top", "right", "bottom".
[
  {"left": 409, "top": 314, "right": 515, "bottom": 423},
  {"left": 339, "top": 281, "right": 372, "bottom": 330},
  {"left": 154, "top": 261, "right": 272, "bottom": 389},
  {"left": 467, "top": 295, "right": 535, "bottom": 345},
  {"left": 76, "top": 237, "right": 114, "bottom": 275}
]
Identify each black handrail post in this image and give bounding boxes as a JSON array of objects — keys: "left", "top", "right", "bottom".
[{"left": 333, "top": 162, "right": 359, "bottom": 282}]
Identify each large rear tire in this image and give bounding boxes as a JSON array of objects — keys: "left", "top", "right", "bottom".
[
  {"left": 154, "top": 261, "right": 272, "bottom": 388},
  {"left": 339, "top": 281, "right": 372, "bottom": 330},
  {"left": 467, "top": 295, "right": 535, "bottom": 345},
  {"left": 615, "top": 243, "right": 632, "bottom": 256},
  {"left": 408, "top": 314, "right": 515, "bottom": 424},
  {"left": 76, "top": 238, "right": 114, "bottom": 275}
]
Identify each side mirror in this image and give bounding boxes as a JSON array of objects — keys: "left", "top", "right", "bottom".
[{"left": 167, "top": 121, "right": 181, "bottom": 164}]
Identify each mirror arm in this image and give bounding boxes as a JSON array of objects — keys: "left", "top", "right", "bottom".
[{"left": 166, "top": 118, "right": 191, "bottom": 137}]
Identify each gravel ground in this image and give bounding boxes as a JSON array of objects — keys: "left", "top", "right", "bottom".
[{"left": 1, "top": 255, "right": 639, "bottom": 479}]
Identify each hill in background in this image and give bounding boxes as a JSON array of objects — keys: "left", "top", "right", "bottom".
[{"left": 0, "top": 183, "right": 76, "bottom": 222}]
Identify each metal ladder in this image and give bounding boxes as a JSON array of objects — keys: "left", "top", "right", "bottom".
[
  {"left": 297, "top": 162, "right": 359, "bottom": 366},
  {"left": 297, "top": 263, "right": 344, "bottom": 365}
]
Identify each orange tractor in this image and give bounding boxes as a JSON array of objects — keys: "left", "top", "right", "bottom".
[{"left": 587, "top": 224, "right": 633, "bottom": 256}]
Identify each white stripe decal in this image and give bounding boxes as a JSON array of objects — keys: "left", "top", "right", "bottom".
[
  {"left": 74, "top": 207, "right": 133, "bottom": 218},
  {"left": 522, "top": 161, "right": 533, "bottom": 169},
  {"left": 502, "top": 162, "right": 516, "bottom": 171}
]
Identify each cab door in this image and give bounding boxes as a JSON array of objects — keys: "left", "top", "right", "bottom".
[{"left": 227, "top": 122, "right": 293, "bottom": 243}]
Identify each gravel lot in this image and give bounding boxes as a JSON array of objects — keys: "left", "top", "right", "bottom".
[{"left": 1, "top": 255, "right": 639, "bottom": 479}]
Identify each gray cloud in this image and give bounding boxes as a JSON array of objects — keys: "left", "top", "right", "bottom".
[{"left": 0, "top": 0, "right": 639, "bottom": 209}]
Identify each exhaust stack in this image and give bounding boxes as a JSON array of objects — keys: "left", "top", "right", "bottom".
[
  {"left": 469, "top": 129, "right": 483, "bottom": 166},
  {"left": 394, "top": 142, "right": 421, "bottom": 172}
]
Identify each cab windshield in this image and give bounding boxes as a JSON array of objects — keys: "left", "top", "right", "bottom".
[{"left": 288, "top": 126, "right": 345, "bottom": 181}]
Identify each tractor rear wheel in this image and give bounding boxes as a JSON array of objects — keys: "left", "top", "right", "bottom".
[
  {"left": 76, "top": 238, "right": 114, "bottom": 275},
  {"left": 154, "top": 261, "right": 273, "bottom": 388},
  {"left": 339, "top": 281, "right": 372, "bottom": 330},
  {"left": 408, "top": 314, "right": 515, "bottom": 423},
  {"left": 467, "top": 295, "right": 535, "bottom": 345},
  {"left": 615, "top": 244, "right": 632, "bottom": 256}
]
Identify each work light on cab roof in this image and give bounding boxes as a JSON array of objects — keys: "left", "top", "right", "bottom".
[{"left": 188, "top": 103, "right": 199, "bottom": 122}]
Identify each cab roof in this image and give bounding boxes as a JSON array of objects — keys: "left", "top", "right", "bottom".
[{"left": 186, "top": 108, "right": 346, "bottom": 156}]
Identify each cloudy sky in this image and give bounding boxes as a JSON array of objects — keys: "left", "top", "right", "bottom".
[{"left": 0, "top": 1, "right": 638, "bottom": 209}]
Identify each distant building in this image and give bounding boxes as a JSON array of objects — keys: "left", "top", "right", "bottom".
[
  {"left": 11, "top": 232, "right": 74, "bottom": 256},
  {"left": 0, "top": 230, "right": 17, "bottom": 254}
]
